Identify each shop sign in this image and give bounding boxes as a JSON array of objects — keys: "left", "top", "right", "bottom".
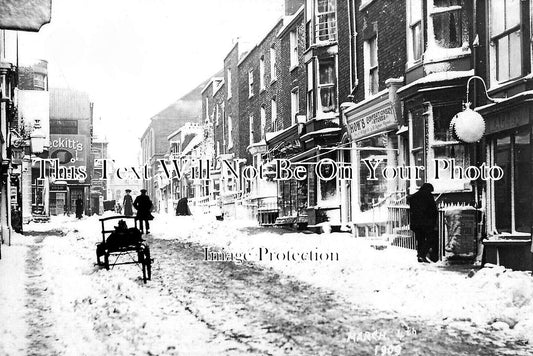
[
  {"left": 49, "top": 134, "right": 88, "bottom": 166},
  {"left": 346, "top": 99, "right": 397, "bottom": 141},
  {"left": 484, "top": 106, "right": 529, "bottom": 135}
]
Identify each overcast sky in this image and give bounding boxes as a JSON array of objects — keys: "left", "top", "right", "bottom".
[{"left": 18, "top": 0, "right": 284, "bottom": 164}]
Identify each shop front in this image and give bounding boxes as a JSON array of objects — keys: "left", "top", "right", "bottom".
[
  {"left": 478, "top": 93, "right": 533, "bottom": 271},
  {"left": 342, "top": 81, "right": 403, "bottom": 237}
]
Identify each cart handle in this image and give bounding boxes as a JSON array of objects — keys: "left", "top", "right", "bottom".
[{"left": 99, "top": 215, "right": 137, "bottom": 222}]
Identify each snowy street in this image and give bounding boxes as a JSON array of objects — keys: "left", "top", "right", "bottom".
[{"left": 1, "top": 214, "right": 533, "bottom": 355}]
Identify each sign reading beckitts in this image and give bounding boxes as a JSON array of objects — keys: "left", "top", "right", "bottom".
[{"left": 345, "top": 97, "right": 398, "bottom": 141}]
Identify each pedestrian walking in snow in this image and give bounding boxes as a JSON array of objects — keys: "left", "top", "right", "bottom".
[
  {"left": 123, "top": 189, "right": 133, "bottom": 216},
  {"left": 75, "top": 196, "right": 84, "bottom": 219},
  {"left": 408, "top": 183, "right": 438, "bottom": 263},
  {"left": 133, "top": 189, "right": 154, "bottom": 234}
]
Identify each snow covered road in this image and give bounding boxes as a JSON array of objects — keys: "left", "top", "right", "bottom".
[{"left": 0, "top": 213, "right": 532, "bottom": 355}]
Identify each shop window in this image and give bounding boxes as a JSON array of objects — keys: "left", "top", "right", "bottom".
[
  {"left": 358, "top": 134, "right": 396, "bottom": 212},
  {"left": 364, "top": 36, "right": 379, "bottom": 97},
  {"left": 407, "top": 0, "right": 423, "bottom": 63},
  {"left": 318, "top": 58, "right": 337, "bottom": 113},
  {"left": 409, "top": 108, "right": 426, "bottom": 187},
  {"left": 317, "top": 152, "right": 338, "bottom": 206},
  {"left": 489, "top": 0, "right": 522, "bottom": 83},
  {"left": 493, "top": 129, "right": 531, "bottom": 233},
  {"left": 429, "top": 104, "right": 470, "bottom": 192}
]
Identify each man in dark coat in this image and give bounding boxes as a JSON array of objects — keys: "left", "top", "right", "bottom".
[
  {"left": 75, "top": 196, "right": 84, "bottom": 219},
  {"left": 133, "top": 189, "right": 153, "bottom": 234},
  {"left": 408, "top": 183, "right": 438, "bottom": 263},
  {"left": 123, "top": 189, "right": 133, "bottom": 216},
  {"left": 175, "top": 197, "right": 192, "bottom": 216}
]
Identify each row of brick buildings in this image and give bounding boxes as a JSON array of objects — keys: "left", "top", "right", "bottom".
[{"left": 145, "top": 0, "right": 533, "bottom": 269}]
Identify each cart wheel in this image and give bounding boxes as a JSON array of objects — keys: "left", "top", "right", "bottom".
[{"left": 104, "top": 252, "right": 110, "bottom": 270}]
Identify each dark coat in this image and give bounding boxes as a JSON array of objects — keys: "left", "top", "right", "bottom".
[
  {"left": 123, "top": 194, "right": 133, "bottom": 216},
  {"left": 133, "top": 194, "right": 153, "bottom": 220},
  {"left": 176, "top": 198, "right": 192, "bottom": 216},
  {"left": 408, "top": 184, "right": 438, "bottom": 230},
  {"left": 75, "top": 198, "right": 83, "bottom": 218}
]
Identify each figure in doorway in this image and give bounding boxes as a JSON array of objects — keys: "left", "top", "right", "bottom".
[
  {"left": 123, "top": 189, "right": 133, "bottom": 216},
  {"left": 75, "top": 196, "right": 84, "bottom": 219},
  {"left": 133, "top": 189, "right": 154, "bottom": 234},
  {"left": 408, "top": 183, "right": 438, "bottom": 263}
]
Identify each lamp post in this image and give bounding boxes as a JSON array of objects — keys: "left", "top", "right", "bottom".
[{"left": 450, "top": 76, "right": 504, "bottom": 143}]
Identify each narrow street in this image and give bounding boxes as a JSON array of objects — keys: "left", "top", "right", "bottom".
[{"left": 1, "top": 215, "right": 531, "bottom": 355}]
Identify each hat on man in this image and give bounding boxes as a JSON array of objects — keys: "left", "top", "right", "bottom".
[
  {"left": 125, "top": 189, "right": 132, "bottom": 193},
  {"left": 140, "top": 189, "right": 147, "bottom": 194}
]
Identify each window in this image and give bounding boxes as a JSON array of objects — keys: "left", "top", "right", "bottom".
[
  {"left": 291, "top": 88, "right": 300, "bottom": 125},
  {"left": 50, "top": 120, "right": 78, "bottom": 134},
  {"left": 492, "top": 128, "right": 531, "bottom": 233},
  {"left": 216, "top": 141, "right": 220, "bottom": 157},
  {"left": 215, "top": 104, "right": 220, "bottom": 126},
  {"left": 227, "top": 115, "right": 233, "bottom": 149},
  {"left": 271, "top": 97, "right": 277, "bottom": 130},
  {"left": 407, "top": 0, "right": 423, "bottom": 63},
  {"left": 364, "top": 36, "right": 379, "bottom": 97},
  {"left": 249, "top": 114, "right": 254, "bottom": 145},
  {"left": 306, "top": 61, "right": 315, "bottom": 118},
  {"left": 431, "top": 0, "right": 463, "bottom": 49},
  {"left": 260, "top": 105, "right": 266, "bottom": 138},
  {"left": 316, "top": 0, "right": 337, "bottom": 42},
  {"left": 317, "top": 58, "right": 336, "bottom": 113},
  {"left": 489, "top": 0, "right": 522, "bottom": 83},
  {"left": 227, "top": 68, "right": 232, "bottom": 99},
  {"left": 204, "top": 97, "right": 209, "bottom": 122},
  {"left": 270, "top": 46, "right": 277, "bottom": 81},
  {"left": 290, "top": 29, "right": 299, "bottom": 68},
  {"left": 248, "top": 70, "right": 254, "bottom": 98},
  {"left": 260, "top": 56, "right": 265, "bottom": 90},
  {"left": 306, "top": 0, "right": 314, "bottom": 47}
]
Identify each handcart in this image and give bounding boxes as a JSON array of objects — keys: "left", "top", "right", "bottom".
[{"left": 96, "top": 215, "right": 152, "bottom": 283}]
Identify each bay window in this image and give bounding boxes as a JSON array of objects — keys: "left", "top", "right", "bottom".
[
  {"left": 431, "top": 0, "right": 463, "bottom": 49},
  {"left": 317, "top": 58, "right": 337, "bottom": 113},
  {"left": 489, "top": 0, "right": 522, "bottom": 83}
]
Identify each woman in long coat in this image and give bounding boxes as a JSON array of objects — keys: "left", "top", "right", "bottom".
[
  {"left": 75, "top": 196, "right": 83, "bottom": 219},
  {"left": 123, "top": 189, "right": 133, "bottom": 216}
]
